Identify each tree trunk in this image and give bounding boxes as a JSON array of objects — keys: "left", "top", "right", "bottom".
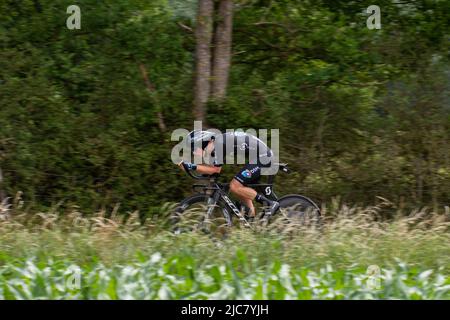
[
  {"left": 194, "top": 0, "right": 214, "bottom": 122},
  {"left": 211, "top": 0, "right": 233, "bottom": 101}
]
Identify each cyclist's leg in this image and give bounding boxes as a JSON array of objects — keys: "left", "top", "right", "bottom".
[
  {"left": 238, "top": 197, "right": 255, "bottom": 218},
  {"left": 255, "top": 160, "right": 280, "bottom": 215},
  {"left": 230, "top": 164, "right": 261, "bottom": 217}
]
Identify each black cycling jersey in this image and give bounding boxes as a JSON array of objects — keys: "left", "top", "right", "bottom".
[{"left": 208, "top": 132, "right": 273, "bottom": 167}]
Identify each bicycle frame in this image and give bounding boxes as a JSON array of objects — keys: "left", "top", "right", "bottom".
[
  {"left": 182, "top": 162, "right": 291, "bottom": 229},
  {"left": 195, "top": 180, "right": 279, "bottom": 229}
]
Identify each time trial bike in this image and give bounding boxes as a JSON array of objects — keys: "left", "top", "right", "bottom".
[{"left": 171, "top": 163, "right": 321, "bottom": 235}]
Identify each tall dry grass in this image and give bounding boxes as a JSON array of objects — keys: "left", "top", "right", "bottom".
[{"left": 0, "top": 195, "right": 448, "bottom": 273}]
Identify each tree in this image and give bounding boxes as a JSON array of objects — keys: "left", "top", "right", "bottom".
[
  {"left": 194, "top": 0, "right": 214, "bottom": 122},
  {"left": 211, "top": 0, "right": 233, "bottom": 101},
  {"left": 194, "top": 0, "right": 234, "bottom": 122}
]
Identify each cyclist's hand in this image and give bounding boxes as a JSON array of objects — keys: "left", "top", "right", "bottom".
[
  {"left": 178, "top": 161, "right": 187, "bottom": 171},
  {"left": 178, "top": 161, "right": 197, "bottom": 172}
]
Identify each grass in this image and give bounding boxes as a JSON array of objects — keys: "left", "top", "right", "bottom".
[{"left": 0, "top": 197, "right": 449, "bottom": 299}]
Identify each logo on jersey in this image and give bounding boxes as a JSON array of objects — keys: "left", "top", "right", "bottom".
[
  {"left": 250, "top": 167, "right": 259, "bottom": 174},
  {"left": 242, "top": 169, "right": 252, "bottom": 178},
  {"left": 239, "top": 142, "right": 248, "bottom": 151}
]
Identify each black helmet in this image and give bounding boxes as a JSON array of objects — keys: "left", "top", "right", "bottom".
[{"left": 186, "top": 130, "right": 215, "bottom": 153}]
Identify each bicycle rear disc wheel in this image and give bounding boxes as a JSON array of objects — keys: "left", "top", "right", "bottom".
[{"left": 275, "top": 194, "right": 322, "bottom": 229}]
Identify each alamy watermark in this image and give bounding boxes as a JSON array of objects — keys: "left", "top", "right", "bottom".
[
  {"left": 64, "top": 265, "right": 81, "bottom": 291},
  {"left": 66, "top": 5, "right": 81, "bottom": 30},
  {"left": 64, "top": 4, "right": 381, "bottom": 32},
  {"left": 171, "top": 121, "right": 280, "bottom": 175},
  {"left": 365, "top": 265, "right": 382, "bottom": 290},
  {"left": 366, "top": 5, "right": 381, "bottom": 30}
]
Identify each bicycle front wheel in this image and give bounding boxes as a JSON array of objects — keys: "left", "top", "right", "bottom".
[{"left": 171, "top": 194, "right": 232, "bottom": 236}]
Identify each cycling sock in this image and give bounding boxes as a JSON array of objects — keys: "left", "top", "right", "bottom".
[{"left": 255, "top": 194, "right": 272, "bottom": 205}]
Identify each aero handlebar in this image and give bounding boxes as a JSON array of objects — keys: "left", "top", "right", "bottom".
[{"left": 181, "top": 161, "right": 291, "bottom": 179}]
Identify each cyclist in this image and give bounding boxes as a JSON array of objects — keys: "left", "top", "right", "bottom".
[{"left": 178, "top": 130, "right": 280, "bottom": 219}]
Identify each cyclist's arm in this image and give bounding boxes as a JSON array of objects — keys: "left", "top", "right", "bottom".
[
  {"left": 178, "top": 162, "right": 221, "bottom": 175},
  {"left": 195, "top": 164, "right": 221, "bottom": 175}
]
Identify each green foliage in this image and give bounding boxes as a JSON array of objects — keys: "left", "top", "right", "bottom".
[
  {"left": 0, "top": 0, "right": 449, "bottom": 211},
  {"left": 0, "top": 202, "right": 449, "bottom": 299},
  {"left": 1, "top": 257, "right": 449, "bottom": 299},
  {"left": 0, "top": 0, "right": 194, "bottom": 210}
]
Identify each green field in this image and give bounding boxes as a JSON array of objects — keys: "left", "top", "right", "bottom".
[
  {"left": 0, "top": 0, "right": 448, "bottom": 302},
  {"left": 0, "top": 201, "right": 449, "bottom": 300}
]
